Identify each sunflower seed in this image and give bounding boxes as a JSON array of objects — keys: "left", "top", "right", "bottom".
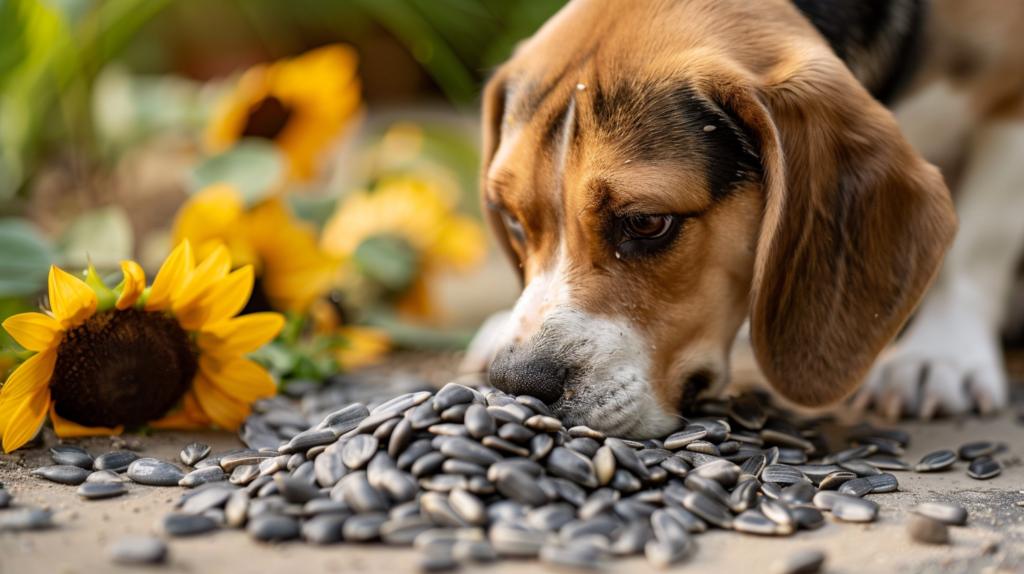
[
  {"left": 340, "top": 472, "right": 386, "bottom": 513},
  {"left": 179, "top": 466, "right": 227, "bottom": 488},
  {"left": 93, "top": 451, "right": 139, "bottom": 472},
  {"left": 398, "top": 439, "right": 434, "bottom": 471},
  {"left": 681, "top": 491, "right": 733, "bottom": 529},
  {"left": 440, "top": 488, "right": 484, "bottom": 526},
  {"left": 578, "top": 488, "right": 620, "bottom": 520},
  {"left": 761, "top": 482, "right": 782, "bottom": 500},
  {"left": 542, "top": 447, "right": 597, "bottom": 488},
  {"left": 733, "top": 509, "right": 782, "bottom": 535},
  {"left": 409, "top": 401, "right": 442, "bottom": 430},
  {"left": 516, "top": 395, "right": 552, "bottom": 416},
  {"left": 31, "top": 465, "right": 92, "bottom": 485},
  {"left": 304, "top": 498, "right": 352, "bottom": 517},
  {"left": 958, "top": 440, "right": 997, "bottom": 461},
  {"left": 524, "top": 415, "right": 562, "bottom": 432},
  {"left": 529, "top": 433, "right": 554, "bottom": 461},
  {"left": 482, "top": 436, "right": 531, "bottom": 457},
  {"left": 526, "top": 504, "right": 575, "bottom": 532},
  {"left": 913, "top": 501, "right": 968, "bottom": 525},
  {"left": 792, "top": 506, "right": 825, "bottom": 530},
  {"left": 380, "top": 516, "right": 435, "bottom": 546},
  {"left": 769, "top": 549, "right": 826, "bottom": 574},
  {"left": 661, "top": 456, "right": 690, "bottom": 478},
  {"left": 761, "top": 429, "right": 813, "bottom": 452},
  {"left": 281, "top": 428, "right": 337, "bottom": 454},
  {"left": 739, "top": 453, "right": 766, "bottom": 480},
  {"left": 851, "top": 436, "right": 905, "bottom": 456},
  {"left": 760, "top": 499, "right": 796, "bottom": 531},
  {"left": 125, "top": 459, "right": 184, "bottom": 486},
  {"left": 831, "top": 496, "right": 879, "bottom": 522},
  {"left": 567, "top": 425, "right": 604, "bottom": 440},
  {"left": 780, "top": 482, "right": 817, "bottom": 505},
  {"left": 440, "top": 437, "right": 502, "bottom": 465},
  {"left": 371, "top": 391, "right": 432, "bottom": 416},
  {"left": 341, "top": 434, "right": 379, "bottom": 469},
  {"left": 388, "top": 500, "right": 421, "bottom": 521},
  {"left": 451, "top": 539, "right": 498, "bottom": 562},
  {"left": 691, "top": 459, "right": 740, "bottom": 488},
  {"left": 229, "top": 464, "right": 259, "bottom": 485},
  {"left": 615, "top": 499, "right": 658, "bottom": 522},
  {"left": 686, "top": 440, "right": 721, "bottom": 456},
  {"left": 220, "top": 451, "right": 275, "bottom": 471},
  {"left": 729, "top": 478, "right": 762, "bottom": 513},
  {"left": 86, "top": 470, "right": 124, "bottom": 484},
  {"left": 591, "top": 445, "right": 616, "bottom": 486},
  {"left": 499, "top": 423, "right": 536, "bottom": 443},
  {"left": 159, "top": 513, "right": 217, "bottom": 536},
  {"left": 914, "top": 450, "right": 957, "bottom": 472},
  {"left": 247, "top": 514, "right": 300, "bottom": 542},
  {"left": 821, "top": 445, "right": 877, "bottom": 464},
  {"left": 839, "top": 459, "right": 882, "bottom": 477},
  {"left": 50, "top": 446, "right": 94, "bottom": 469},
  {"left": 496, "top": 468, "right": 548, "bottom": 507},
  {"left": 907, "top": 513, "right": 949, "bottom": 544},
  {"left": 462, "top": 404, "right": 495, "bottom": 440},
  {"left": 286, "top": 452, "right": 306, "bottom": 471},
  {"left": 549, "top": 478, "right": 586, "bottom": 507},
  {"left": 302, "top": 513, "right": 346, "bottom": 544},
  {"left": 490, "top": 522, "right": 549, "bottom": 557},
  {"left": 108, "top": 537, "right": 167, "bottom": 565},
  {"left": 560, "top": 517, "right": 621, "bottom": 541},
  {"left": 863, "top": 457, "right": 910, "bottom": 471},
  {"left": 605, "top": 438, "right": 650, "bottom": 480},
  {"left": 178, "top": 442, "right": 211, "bottom": 467},
  {"left": 664, "top": 428, "right": 708, "bottom": 450},
  {"left": 818, "top": 471, "right": 857, "bottom": 490},
  {"left": 313, "top": 452, "right": 348, "bottom": 488},
  {"left": 76, "top": 482, "right": 127, "bottom": 500},
  {"left": 342, "top": 512, "right": 388, "bottom": 541},
  {"left": 645, "top": 537, "right": 692, "bottom": 568},
  {"left": 866, "top": 472, "right": 898, "bottom": 493},
  {"left": 609, "top": 469, "right": 641, "bottom": 493},
  {"left": 317, "top": 403, "right": 370, "bottom": 435},
  {"left": 967, "top": 456, "right": 1001, "bottom": 480},
  {"left": 488, "top": 500, "right": 527, "bottom": 523},
  {"left": 762, "top": 464, "right": 811, "bottom": 485},
  {"left": 611, "top": 520, "right": 654, "bottom": 555},
  {"left": 468, "top": 475, "right": 496, "bottom": 495},
  {"left": 387, "top": 417, "right": 415, "bottom": 459},
  {"left": 837, "top": 477, "right": 874, "bottom": 497}
]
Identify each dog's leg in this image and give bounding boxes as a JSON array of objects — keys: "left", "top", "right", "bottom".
[{"left": 858, "top": 119, "right": 1024, "bottom": 419}]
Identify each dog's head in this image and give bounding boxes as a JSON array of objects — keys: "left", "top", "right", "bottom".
[{"left": 480, "top": 0, "right": 957, "bottom": 437}]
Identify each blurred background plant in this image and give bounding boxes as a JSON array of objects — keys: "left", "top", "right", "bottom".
[{"left": 0, "top": 0, "right": 569, "bottom": 386}]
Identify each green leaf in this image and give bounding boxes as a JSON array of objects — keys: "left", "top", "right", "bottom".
[
  {"left": 353, "top": 234, "right": 420, "bottom": 293},
  {"left": 186, "top": 139, "right": 284, "bottom": 206},
  {"left": 56, "top": 206, "right": 133, "bottom": 270},
  {"left": 0, "top": 217, "right": 56, "bottom": 297}
]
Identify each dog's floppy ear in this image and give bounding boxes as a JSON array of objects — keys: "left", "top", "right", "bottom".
[
  {"left": 709, "top": 50, "right": 958, "bottom": 406},
  {"left": 479, "top": 71, "right": 524, "bottom": 284}
]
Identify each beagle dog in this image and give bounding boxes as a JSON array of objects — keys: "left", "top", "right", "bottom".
[{"left": 471, "top": 0, "right": 1024, "bottom": 437}]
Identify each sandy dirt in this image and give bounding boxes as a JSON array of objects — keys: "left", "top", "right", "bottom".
[{"left": 1, "top": 357, "right": 1023, "bottom": 574}]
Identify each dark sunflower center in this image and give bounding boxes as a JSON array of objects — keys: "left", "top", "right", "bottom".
[
  {"left": 241, "top": 96, "right": 292, "bottom": 140},
  {"left": 50, "top": 309, "right": 198, "bottom": 428}
]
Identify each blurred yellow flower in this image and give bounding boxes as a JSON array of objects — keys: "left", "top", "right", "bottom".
[
  {"left": 0, "top": 242, "right": 284, "bottom": 451},
  {"left": 205, "top": 44, "right": 362, "bottom": 181},
  {"left": 321, "top": 178, "right": 485, "bottom": 272},
  {"left": 173, "top": 185, "right": 339, "bottom": 313}
]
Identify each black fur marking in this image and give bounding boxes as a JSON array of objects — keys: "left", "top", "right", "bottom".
[
  {"left": 678, "top": 369, "right": 714, "bottom": 414},
  {"left": 581, "top": 82, "right": 759, "bottom": 201},
  {"left": 791, "top": 0, "right": 926, "bottom": 103}
]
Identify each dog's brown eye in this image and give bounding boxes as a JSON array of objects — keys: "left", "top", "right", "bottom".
[{"left": 623, "top": 214, "right": 673, "bottom": 238}]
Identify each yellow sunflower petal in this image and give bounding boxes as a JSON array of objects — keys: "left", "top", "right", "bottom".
[
  {"left": 116, "top": 261, "right": 146, "bottom": 310},
  {"left": 146, "top": 241, "right": 195, "bottom": 311},
  {"left": 172, "top": 244, "right": 232, "bottom": 325},
  {"left": 199, "top": 356, "right": 277, "bottom": 404},
  {"left": 198, "top": 265, "right": 254, "bottom": 328},
  {"left": 1, "top": 313, "right": 63, "bottom": 352},
  {"left": 193, "top": 372, "right": 250, "bottom": 430},
  {"left": 48, "top": 266, "right": 98, "bottom": 329},
  {"left": 0, "top": 349, "right": 57, "bottom": 404},
  {"left": 1, "top": 387, "right": 49, "bottom": 453},
  {"left": 149, "top": 392, "right": 212, "bottom": 430},
  {"left": 198, "top": 312, "right": 285, "bottom": 357},
  {"left": 49, "top": 403, "right": 123, "bottom": 437}
]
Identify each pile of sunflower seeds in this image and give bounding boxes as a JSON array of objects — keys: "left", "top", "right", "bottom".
[{"left": 16, "top": 375, "right": 997, "bottom": 571}]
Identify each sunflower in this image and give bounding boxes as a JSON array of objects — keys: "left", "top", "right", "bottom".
[
  {"left": 0, "top": 241, "right": 284, "bottom": 452},
  {"left": 172, "top": 184, "right": 339, "bottom": 313},
  {"left": 320, "top": 177, "right": 486, "bottom": 317},
  {"left": 205, "top": 44, "right": 362, "bottom": 181}
]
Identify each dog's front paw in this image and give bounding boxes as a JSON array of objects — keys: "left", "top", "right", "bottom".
[{"left": 855, "top": 302, "right": 1008, "bottom": 420}]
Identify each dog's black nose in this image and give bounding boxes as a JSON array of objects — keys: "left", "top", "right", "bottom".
[{"left": 489, "top": 347, "right": 570, "bottom": 405}]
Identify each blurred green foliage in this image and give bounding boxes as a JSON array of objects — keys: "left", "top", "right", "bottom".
[{"left": 0, "top": 0, "right": 569, "bottom": 201}]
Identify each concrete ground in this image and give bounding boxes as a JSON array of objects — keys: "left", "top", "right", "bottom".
[{"left": 1, "top": 358, "right": 1023, "bottom": 574}]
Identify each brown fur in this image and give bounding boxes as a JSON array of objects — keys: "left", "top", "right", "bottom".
[{"left": 481, "top": 0, "right": 961, "bottom": 413}]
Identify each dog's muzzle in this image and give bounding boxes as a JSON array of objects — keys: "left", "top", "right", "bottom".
[{"left": 488, "top": 345, "right": 573, "bottom": 405}]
